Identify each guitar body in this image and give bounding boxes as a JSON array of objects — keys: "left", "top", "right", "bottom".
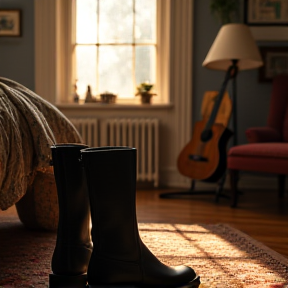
[{"left": 177, "top": 120, "right": 233, "bottom": 182}]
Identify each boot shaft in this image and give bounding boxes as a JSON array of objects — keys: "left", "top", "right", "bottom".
[
  {"left": 50, "top": 143, "right": 92, "bottom": 279},
  {"left": 81, "top": 147, "right": 200, "bottom": 287},
  {"left": 51, "top": 143, "right": 90, "bottom": 243},
  {"left": 81, "top": 147, "right": 140, "bottom": 261}
]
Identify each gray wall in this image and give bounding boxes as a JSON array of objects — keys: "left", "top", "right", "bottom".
[
  {"left": 0, "top": 0, "right": 277, "bottom": 145},
  {"left": 0, "top": 0, "right": 34, "bottom": 90},
  {"left": 193, "top": 0, "right": 273, "bottom": 145}
]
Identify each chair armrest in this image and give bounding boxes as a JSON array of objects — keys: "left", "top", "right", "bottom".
[{"left": 245, "top": 127, "right": 282, "bottom": 143}]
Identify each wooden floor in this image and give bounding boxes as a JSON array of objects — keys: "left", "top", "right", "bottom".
[
  {"left": 1, "top": 187, "right": 288, "bottom": 258},
  {"left": 136, "top": 187, "right": 288, "bottom": 259}
]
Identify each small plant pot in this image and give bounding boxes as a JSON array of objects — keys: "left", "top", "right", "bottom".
[
  {"left": 140, "top": 92, "right": 153, "bottom": 104},
  {"left": 100, "top": 93, "right": 117, "bottom": 104}
]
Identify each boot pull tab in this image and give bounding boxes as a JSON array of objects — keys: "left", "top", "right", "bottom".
[{"left": 79, "top": 155, "right": 84, "bottom": 167}]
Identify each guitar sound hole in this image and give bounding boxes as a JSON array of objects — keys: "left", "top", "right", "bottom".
[
  {"left": 189, "top": 154, "right": 208, "bottom": 162},
  {"left": 201, "top": 129, "right": 213, "bottom": 142}
]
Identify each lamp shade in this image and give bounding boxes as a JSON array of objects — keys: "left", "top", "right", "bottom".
[{"left": 203, "top": 23, "right": 263, "bottom": 71}]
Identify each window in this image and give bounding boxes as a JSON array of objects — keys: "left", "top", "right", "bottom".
[
  {"left": 74, "top": 0, "right": 157, "bottom": 102},
  {"left": 34, "top": 0, "right": 192, "bottom": 106}
]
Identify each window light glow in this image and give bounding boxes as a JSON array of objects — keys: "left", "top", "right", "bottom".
[{"left": 74, "top": 0, "right": 157, "bottom": 101}]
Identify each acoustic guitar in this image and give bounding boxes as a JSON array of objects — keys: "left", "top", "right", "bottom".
[{"left": 177, "top": 89, "right": 233, "bottom": 183}]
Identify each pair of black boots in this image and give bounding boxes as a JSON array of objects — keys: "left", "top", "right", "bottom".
[{"left": 49, "top": 144, "right": 200, "bottom": 288}]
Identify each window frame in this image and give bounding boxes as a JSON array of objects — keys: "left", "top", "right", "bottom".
[
  {"left": 73, "top": 0, "right": 158, "bottom": 102},
  {"left": 34, "top": 0, "right": 193, "bottom": 109}
]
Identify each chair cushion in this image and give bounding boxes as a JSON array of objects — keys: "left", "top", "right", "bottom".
[
  {"left": 229, "top": 143, "right": 288, "bottom": 158},
  {"left": 228, "top": 143, "right": 288, "bottom": 174}
]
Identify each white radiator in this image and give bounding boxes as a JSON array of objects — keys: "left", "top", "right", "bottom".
[
  {"left": 70, "top": 118, "right": 99, "bottom": 147},
  {"left": 101, "top": 118, "right": 159, "bottom": 186}
]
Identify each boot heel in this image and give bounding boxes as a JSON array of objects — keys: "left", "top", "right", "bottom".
[
  {"left": 88, "top": 286, "right": 136, "bottom": 288},
  {"left": 88, "top": 278, "right": 201, "bottom": 288},
  {"left": 49, "top": 272, "right": 88, "bottom": 287}
]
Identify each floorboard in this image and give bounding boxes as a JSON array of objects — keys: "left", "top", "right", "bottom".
[
  {"left": 136, "top": 188, "right": 288, "bottom": 258},
  {"left": 1, "top": 187, "right": 287, "bottom": 258}
]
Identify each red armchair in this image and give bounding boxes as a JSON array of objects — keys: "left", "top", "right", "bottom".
[{"left": 228, "top": 74, "right": 288, "bottom": 207}]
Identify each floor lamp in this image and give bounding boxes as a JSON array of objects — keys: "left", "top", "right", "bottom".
[
  {"left": 202, "top": 23, "right": 263, "bottom": 146},
  {"left": 160, "top": 24, "right": 263, "bottom": 201}
]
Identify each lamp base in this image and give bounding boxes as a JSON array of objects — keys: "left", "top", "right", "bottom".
[{"left": 159, "top": 178, "right": 230, "bottom": 203}]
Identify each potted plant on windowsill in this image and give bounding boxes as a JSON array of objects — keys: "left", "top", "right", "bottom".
[{"left": 135, "top": 83, "right": 157, "bottom": 104}]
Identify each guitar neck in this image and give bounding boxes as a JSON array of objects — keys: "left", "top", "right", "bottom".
[
  {"left": 205, "top": 85, "right": 226, "bottom": 130},
  {"left": 204, "top": 64, "right": 236, "bottom": 131}
]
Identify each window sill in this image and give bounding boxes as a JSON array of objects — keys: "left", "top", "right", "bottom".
[{"left": 56, "top": 102, "right": 174, "bottom": 110}]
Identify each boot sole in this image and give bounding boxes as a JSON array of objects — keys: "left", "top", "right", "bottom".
[
  {"left": 49, "top": 273, "right": 88, "bottom": 288},
  {"left": 88, "top": 275, "right": 200, "bottom": 288}
]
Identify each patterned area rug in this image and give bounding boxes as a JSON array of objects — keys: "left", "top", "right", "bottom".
[{"left": 0, "top": 217, "right": 288, "bottom": 288}]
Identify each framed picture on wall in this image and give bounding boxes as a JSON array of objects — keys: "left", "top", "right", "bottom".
[
  {"left": 259, "top": 46, "right": 288, "bottom": 82},
  {"left": 244, "top": 0, "right": 288, "bottom": 25},
  {"left": 0, "top": 9, "right": 21, "bottom": 37}
]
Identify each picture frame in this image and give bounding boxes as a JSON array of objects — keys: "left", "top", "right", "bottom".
[
  {"left": 258, "top": 46, "right": 288, "bottom": 82},
  {"left": 0, "top": 9, "right": 21, "bottom": 37},
  {"left": 244, "top": 0, "right": 288, "bottom": 26}
]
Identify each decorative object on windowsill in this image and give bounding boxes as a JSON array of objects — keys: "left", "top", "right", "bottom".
[
  {"left": 210, "top": 0, "right": 239, "bottom": 25},
  {"left": 72, "top": 82, "right": 79, "bottom": 103},
  {"left": 135, "top": 83, "right": 157, "bottom": 104},
  {"left": 85, "top": 85, "right": 97, "bottom": 103},
  {"left": 100, "top": 92, "right": 117, "bottom": 104}
]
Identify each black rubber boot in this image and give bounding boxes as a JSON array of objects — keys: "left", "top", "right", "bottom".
[
  {"left": 49, "top": 144, "right": 93, "bottom": 288},
  {"left": 81, "top": 147, "right": 200, "bottom": 288}
]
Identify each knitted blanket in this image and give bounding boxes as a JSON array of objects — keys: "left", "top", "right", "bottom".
[{"left": 0, "top": 77, "right": 82, "bottom": 210}]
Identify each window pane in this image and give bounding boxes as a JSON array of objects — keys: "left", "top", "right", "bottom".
[
  {"left": 74, "top": 0, "right": 157, "bottom": 100},
  {"left": 99, "top": 46, "right": 133, "bottom": 97},
  {"left": 135, "top": 0, "right": 156, "bottom": 43},
  {"left": 75, "top": 45, "right": 97, "bottom": 99},
  {"left": 135, "top": 46, "right": 156, "bottom": 86},
  {"left": 76, "top": 0, "right": 97, "bottom": 43},
  {"left": 99, "top": 0, "right": 133, "bottom": 43}
]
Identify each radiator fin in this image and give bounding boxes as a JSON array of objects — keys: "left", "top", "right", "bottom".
[
  {"left": 102, "top": 118, "right": 159, "bottom": 186},
  {"left": 69, "top": 118, "right": 99, "bottom": 147}
]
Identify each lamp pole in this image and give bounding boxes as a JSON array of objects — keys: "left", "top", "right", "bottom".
[{"left": 231, "top": 59, "right": 238, "bottom": 146}]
